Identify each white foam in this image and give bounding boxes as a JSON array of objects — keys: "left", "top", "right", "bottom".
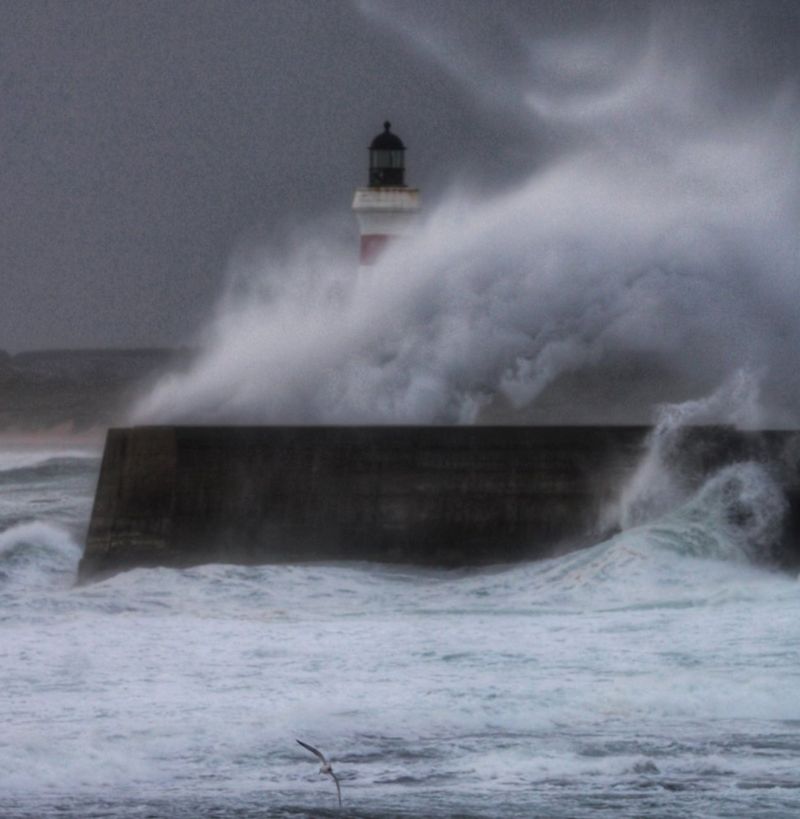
[{"left": 0, "top": 521, "right": 82, "bottom": 590}]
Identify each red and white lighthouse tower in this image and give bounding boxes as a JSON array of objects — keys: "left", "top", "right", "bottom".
[{"left": 352, "top": 122, "right": 420, "bottom": 266}]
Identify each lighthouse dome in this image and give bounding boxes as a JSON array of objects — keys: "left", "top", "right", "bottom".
[{"left": 369, "top": 121, "right": 406, "bottom": 151}]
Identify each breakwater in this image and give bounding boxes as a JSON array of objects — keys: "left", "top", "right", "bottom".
[{"left": 78, "top": 425, "right": 800, "bottom": 582}]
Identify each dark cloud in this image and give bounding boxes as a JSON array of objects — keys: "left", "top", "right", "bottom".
[{"left": 0, "top": 0, "right": 797, "bottom": 351}]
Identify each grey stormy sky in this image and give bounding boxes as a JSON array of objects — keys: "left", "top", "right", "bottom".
[{"left": 1, "top": 0, "right": 798, "bottom": 352}]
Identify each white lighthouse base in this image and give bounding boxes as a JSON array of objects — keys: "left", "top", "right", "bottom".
[{"left": 352, "top": 187, "right": 420, "bottom": 265}]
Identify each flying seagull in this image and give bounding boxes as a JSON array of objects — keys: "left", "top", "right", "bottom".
[{"left": 296, "top": 738, "right": 342, "bottom": 808}]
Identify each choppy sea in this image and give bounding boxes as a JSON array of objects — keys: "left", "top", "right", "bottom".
[{"left": 1, "top": 442, "right": 799, "bottom": 818}]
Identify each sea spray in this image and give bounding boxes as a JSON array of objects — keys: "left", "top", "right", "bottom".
[
  {"left": 131, "top": 10, "right": 800, "bottom": 427},
  {"left": 616, "top": 370, "right": 764, "bottom": 531}
]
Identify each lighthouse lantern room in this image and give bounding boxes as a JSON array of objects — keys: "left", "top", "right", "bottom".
[{"left": 353, "top": 122, "right": 420, "bottom": 266}]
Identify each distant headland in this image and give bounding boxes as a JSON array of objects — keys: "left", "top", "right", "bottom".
[{"left": 0, "top": 348, "right": 194, "bottom": 431}]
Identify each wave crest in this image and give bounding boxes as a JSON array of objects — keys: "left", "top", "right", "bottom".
[{"left": 0, "top": 522, "right": 81, "bottom": 590}]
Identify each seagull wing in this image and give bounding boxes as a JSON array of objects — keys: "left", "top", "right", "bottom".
[
  {"left": 330, "top": 770, "right": 342, "bottom": 807},
  {"left": 296, "top": 738, "right": 329, "bottom": 766}
]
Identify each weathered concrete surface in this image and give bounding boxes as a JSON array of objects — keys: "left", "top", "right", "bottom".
[{"left": 79, "top": 425, "right": 800, "bottom": 582}]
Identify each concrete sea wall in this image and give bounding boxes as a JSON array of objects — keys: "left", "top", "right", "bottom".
[{"left": 79, "top": 425, "right": 800, "bottom": 582}]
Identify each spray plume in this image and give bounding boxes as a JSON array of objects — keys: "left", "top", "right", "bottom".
[{"left": 133, "top": 8, "right": 799, "bottom": 426}]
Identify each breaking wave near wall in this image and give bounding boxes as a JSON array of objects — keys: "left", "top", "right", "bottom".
[
  {"left": 552, "top": 462, "right": 790, "bottom": 606},
  {"left": 1, "top": 419, "right": 794, "bottom": 609}
]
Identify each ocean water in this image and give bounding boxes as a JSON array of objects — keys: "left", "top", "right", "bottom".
[{"left": 1, "top": 444, "right": 799, "bottom": 818}]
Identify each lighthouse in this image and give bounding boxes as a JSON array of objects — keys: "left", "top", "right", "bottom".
[{"left": 352, "top": 122, "right": 420, "bottom": 266}]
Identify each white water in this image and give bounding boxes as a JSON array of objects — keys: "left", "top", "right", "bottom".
[{"left": 1, "top": 446, "right": 799, "bottom": 817}]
